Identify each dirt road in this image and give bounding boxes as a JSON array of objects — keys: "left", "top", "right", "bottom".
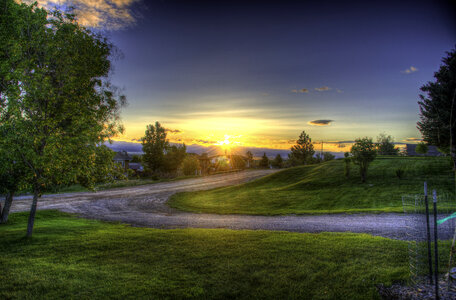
[{"left": 10, "top": 169, "right": 453, "bottom": 240}]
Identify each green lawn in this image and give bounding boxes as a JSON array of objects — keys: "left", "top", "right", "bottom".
[
  {"left": 169, "top": 156, "right": 455, "bottom": 215},
  {"left": 0, "top": 211, "right": 409, "bottom": 299}
]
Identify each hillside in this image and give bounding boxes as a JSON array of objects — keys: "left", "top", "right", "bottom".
[{"left": 169, "top": 156, "right": 455, "bottom": 215}]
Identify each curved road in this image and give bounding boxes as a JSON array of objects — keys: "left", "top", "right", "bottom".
[{"left": 10, "top": 169, "right": 453, "bottom": 240}]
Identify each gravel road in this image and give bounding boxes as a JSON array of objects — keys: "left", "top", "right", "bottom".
[{"left": 9, "top": 169, "right": 453, "bottom": 240}]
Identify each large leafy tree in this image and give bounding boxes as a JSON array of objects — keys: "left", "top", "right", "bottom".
[
  {"left": 0, "top": 1, "right": 125, "bottom": 235},
  {"left": 162, "top": 143, "right": 187, "bottom": 175},
  {"left": 350, "top": 137, "right": 377, "bottom": 183},
  {"left": 289, "top": 131, "right": 315, "bottom": 165},
  {"left": 141, "top": 122, "right": 169, "bottom": 174},
  {"left": 417, "top": 48, "right": 456, "bottom": 168}
]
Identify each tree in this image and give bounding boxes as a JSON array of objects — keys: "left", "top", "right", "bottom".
[
  {"left": 245, "top": 151, "right": 253, "bottom": 168},
  {"left": 271, "top": 154, "right": 283, "bottom": 168},
  {"left": 417, "top": 48, "right": 456, "bottom": 168},
  {"left": 376, "top": 133, "right": 398, "bottom": 155},
  {"left": 323, "top": 152, "right": 335, "bottom": 162},
  {"left": 162, "top": 144, "right": 187, "bottom": 175},
  {"left": 231, "top": 155, "right": 246, "bottom": 170},
  {"left": 415, "top": 142, "right": 429, "bottom": 155},
  {"left": 259, "top": 153, "right": 269, "bottom": 168},
  {"left": 141, "top": 122, "right": 169, "bottom": 175},
  {"left": 289, "top": 131, "right": 315, "bottom": 165},
  {"left": 343, "top": 152, "right": 351, "bottom": 178},
  {"left": 0, "top": 1, "right": 125, "bottom": 236},
  {"left": 182, "top": 155, "right": 200, "bottom": 176},
  {"left": 350, "top": 138, "right": 377, "bottom": 183}
]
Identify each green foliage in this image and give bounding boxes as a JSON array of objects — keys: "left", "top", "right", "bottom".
[
  {"left": 182, "top": 155, "right": 200, "bottom": 176},
  {"left": 170, "top": 157, "right": 454, "bottom": 215},
  {"left": 259, "top": 153, "right": 269, "bottom": 168},
  {"left": 0, "top": 0, "right": 125, "bottom": 234},
  {"left": 141, "top": 121, "right": 169, "bottom": 174},
  {"left": 289, "top": 131, "right": 315, "bottom": 165},
  {"left": 376, "top": 133, "right": 399, "bottom": 155},
  {"left": 0, "top": 211, "right": 409, "bottom": 299},
  {"left": 350, "top": 137, "right": 377, "bottom": 183},
  {"left": 415, "top": 142, "right": 429, "bottom": 155},
  {"left": 417, "top": 48, "right": 456, "bottom": 165},
  {"left": 271, "top": 154, "right": 283, "bottom": 168},
  {"left": 162, "top": 144, "right": 187, "bottom": 174}
]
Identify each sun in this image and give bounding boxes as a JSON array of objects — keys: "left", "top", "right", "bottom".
[{"left": 215, "top": 135, "right": 240, "bottom": 152}]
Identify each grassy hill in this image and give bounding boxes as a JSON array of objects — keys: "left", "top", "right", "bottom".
[
  {"left": 0, "top": 211, "right": 408, "bottom": 299},
  {"left": 169, "top": 156, "right": 455, "bottom": 215}
]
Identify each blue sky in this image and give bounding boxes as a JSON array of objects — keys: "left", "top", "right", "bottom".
[{"left": 28, "top": 0, "right": 456, "bottom": 150}]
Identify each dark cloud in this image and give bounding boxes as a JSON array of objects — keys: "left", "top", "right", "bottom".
[
  {"left": 308, "top": 119, "right": 333, "bottom": 126},
  {"left": 300, "top": 88, "right": 309, "bottom": 93},
  {"left": 196, "top": 139, "right": 216, "bottom": 144},
  {"left": 130, "top": 138, "right": 142, "bottom": 142},
  {"left": 165, "top": 128, "right": 182, "bottom": 134}
]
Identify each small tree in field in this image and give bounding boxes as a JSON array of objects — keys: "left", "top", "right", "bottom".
[
  {"left": 415, "top": 142, "right": 429, "bottom": 155},
  {"left": 259, "top": 153, "right": 270, "bottom": 168},
  {"left": 289, "top": 131, "right": 315, "bottom": 165},
  {"left": 343, "top": 152, "right": 351, "bottom": 178},
  {"left": 350, "top": 138, "right": 377, "bottom": 183},
  {"left": 376, "top": 133, "right": 398, "bottom": 155}
]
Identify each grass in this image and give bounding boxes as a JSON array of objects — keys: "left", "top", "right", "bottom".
[
  {"left": 169, "top": 156, "right": 455, "bottom": 215},
  {"left": 0, "top": 211, "right": 409, "bottom": 299}
]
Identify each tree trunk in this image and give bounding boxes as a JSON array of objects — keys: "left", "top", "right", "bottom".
[
  {"left": 26, "top": 186, "right": 40, "bottom": 237},
  {"left": 0, "top": 192, "right": 14, "bottom": 224},
  {"left": 360, "top": 167, "right": 366, "bottom": 183}
]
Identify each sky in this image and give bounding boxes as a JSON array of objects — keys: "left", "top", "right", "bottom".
[{"left": 24, "top": 0, "right": 456, "bottom": 152}]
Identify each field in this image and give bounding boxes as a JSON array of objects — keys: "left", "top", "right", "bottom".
[
  {"left": 0, "top": 211, "right": 409, "bottom": 299},
  {"left": 169, "top": 156, "right": 455, "bottom": 215}
]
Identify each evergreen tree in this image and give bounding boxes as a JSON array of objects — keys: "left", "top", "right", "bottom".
[
  {"left": 259, "top": 153, "right": 269, "bottom": 168},
  {"left": 289, "top": 131, "right": 315, "bottom": 165}
]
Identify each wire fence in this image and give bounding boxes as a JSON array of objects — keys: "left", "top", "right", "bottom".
[{"left": 402, "top": 192, "right": 456, "bottom": 288}]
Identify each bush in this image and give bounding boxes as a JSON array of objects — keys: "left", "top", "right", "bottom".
[{"left": 395, "top": 168, "right": 405, "bottom": 179}]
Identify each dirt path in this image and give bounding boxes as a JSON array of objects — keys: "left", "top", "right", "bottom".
[{"left": 9, "top": 169, "right": 452, "bottom": 240}]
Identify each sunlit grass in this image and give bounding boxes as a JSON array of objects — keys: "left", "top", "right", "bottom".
[
  {"left": 169, "top": 156, "right": 455, "bottom": 215},
  {"left": 0, "top": 211, "right": 409, "bottom": 299}
]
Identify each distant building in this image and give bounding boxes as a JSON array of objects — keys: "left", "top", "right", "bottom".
[
  {"left": 113, "top": 150, "right": 132, "bottom": 171},
  {"left": 405, "top": 144, "right": 443, "bottom": 156}
]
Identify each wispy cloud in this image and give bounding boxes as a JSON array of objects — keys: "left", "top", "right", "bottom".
[
  {"left": 291, "top": 88, "right": 309, "bottom": 93},
  {"left": 315, "top": 86, "right": 331, "bottom": 92},
  {"left": 402, "top": 66, "right": 418, "bottom": 74},
  {"left": 20, "top": 0, "right": 141, "bottom": 29},
  {"left": 308, "top": 119, "right": 333, "bottom": 126},
  {"left": 403, "top": 137, "right": 423, "bottom": 142},
  {"left": 336, "top": 89, "right": 343, "bottom": 93}
]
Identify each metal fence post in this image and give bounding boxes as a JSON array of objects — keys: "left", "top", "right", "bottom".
[
  {"left": 425, "top": 182, "right": 434, "bottom": 284},
  {"left": 433, "top": 190, "right": 440, "bottom": 299}
]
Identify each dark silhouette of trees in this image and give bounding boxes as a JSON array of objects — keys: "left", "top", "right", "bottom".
[
  {"left": 259, "top": 153, "right": 269, "bottom": 168},
  {"left": 415, "top": 142, "right": 429, "bottom": 155},
  {"left": 271, "top": 154, "right": 283, "bottom": 168},
  {"left": 245, "top": 151, "right": 254, "bottom": 168},
  {"left": 417, "top": 48, "right": 456, "bottom": 168}
]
